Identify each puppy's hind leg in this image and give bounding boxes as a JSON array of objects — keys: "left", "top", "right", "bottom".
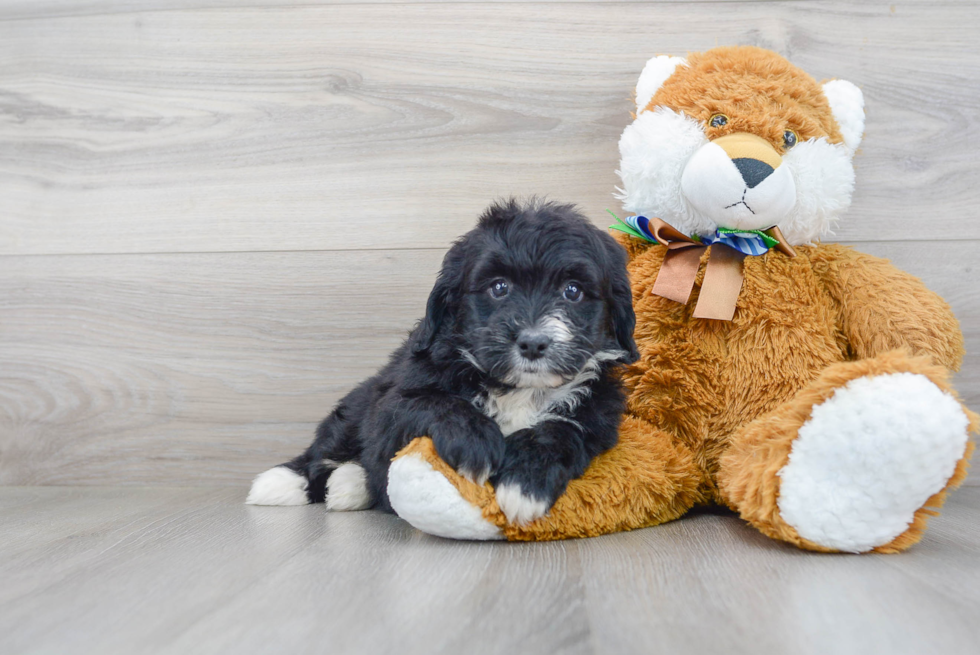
[
  {"left": 247, "top": 407, "right": 362, "bottom": 507},
  {"left": 246, "top": 453, "right": 322, "bottom": 506}
]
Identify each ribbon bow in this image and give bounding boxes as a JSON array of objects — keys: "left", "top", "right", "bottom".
[{"left": 609, "top": 213, "right": 796, "bottom": 321}]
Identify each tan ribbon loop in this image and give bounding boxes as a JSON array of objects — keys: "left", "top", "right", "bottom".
[
  {"left": 649, "top": 218, "right": 696, "bottom": 248},
  {"left": 692, "top": 244, "right": 746, "bottom": 321},
  {"left": 646, "top": 217, "right": 790, "bottom": 322}
]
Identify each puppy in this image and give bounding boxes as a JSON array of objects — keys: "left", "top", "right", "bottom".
[{"left": 247, "top": 198, "right": 639, "bottom": 525}]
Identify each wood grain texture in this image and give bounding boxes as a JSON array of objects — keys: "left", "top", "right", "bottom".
[
  {"left": 0, "top": 249, "right": 441, "bottom": 485},
  {"left": 0, "top": 485, "right": 978, "bottom": 655},
  {"left": 0, "top": 0, "right": 804, "bottom": 22},
  {"left": 2, "top": 1, "right": 980, "bottom": 255},
  {"left": 1, "top": 242, "right": 976, "bottom": 486}
]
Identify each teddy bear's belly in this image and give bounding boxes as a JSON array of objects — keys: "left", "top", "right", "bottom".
[{"left": 625, "top": 247, "right": 847, "bottom": 496}]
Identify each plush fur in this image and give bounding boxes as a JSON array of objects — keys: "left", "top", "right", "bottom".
[
  {"left": 386, "top": 46, "right": 977, "bottom": 553},
  {"left": 248, "top": 198, "right": 638, "bottom": 523}
]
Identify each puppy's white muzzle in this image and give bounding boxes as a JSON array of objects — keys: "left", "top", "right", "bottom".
[{"left": 681, "top": 133, "right": 796, "bottom": 231}]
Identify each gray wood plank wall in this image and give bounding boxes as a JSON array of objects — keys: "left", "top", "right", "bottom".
[{"left": 1, "top": 0, "right": 978, "bottom": 486}]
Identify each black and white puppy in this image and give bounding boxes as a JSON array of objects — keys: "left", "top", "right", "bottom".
[{"left": 247, "top": 198, "right": 638, "bottom": 525}]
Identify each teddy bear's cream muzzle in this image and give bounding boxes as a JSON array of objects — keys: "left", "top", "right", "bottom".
[{"left": 681, "top": 131, "right": 797, "bottom": 231}]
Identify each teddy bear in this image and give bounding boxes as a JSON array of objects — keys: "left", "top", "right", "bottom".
[{"left": 383, "top": 45, "right": 978, "bottom": 553}]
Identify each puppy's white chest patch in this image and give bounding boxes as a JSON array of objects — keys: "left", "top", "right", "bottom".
[
  {"left": 482, "top": 388, "right": 554, "bottom": 436},
  {"left": 479, "top": 382, "right": 589, "bottom": 436}
]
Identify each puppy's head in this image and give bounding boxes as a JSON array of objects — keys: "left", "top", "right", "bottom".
[{"left": 414, "top": 198, "right": 638, "bottom": 388}]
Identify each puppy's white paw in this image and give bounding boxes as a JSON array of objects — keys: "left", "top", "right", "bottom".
[
  {"left": 246, "top": 466, "right": 309, "bottom": 506},
  {"left": 326, "top": 462, "right": 372, "bottom": 511},
  {"left": 495, "top": 483, "right": 550, "bottom": 526}
]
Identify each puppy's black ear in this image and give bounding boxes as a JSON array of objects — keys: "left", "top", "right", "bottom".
[
  {"left": 604, "top": 236, "right": 640, "bottom": 363},
  {"left": 413, "top": 244, "right": 465, "bottom": 356}
]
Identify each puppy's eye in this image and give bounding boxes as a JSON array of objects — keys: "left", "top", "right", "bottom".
[
  {"left": 783, "top": 129, "right": 799, "bottom": 150},
  {"left": 709, "top": 114, "right": 728, "bottom": 128},
  {"left": 563, "top": 282, "right": 583, "bottom": 302},
  {"left": 488, "top": 279, "right": 509, "bottom": 299}
]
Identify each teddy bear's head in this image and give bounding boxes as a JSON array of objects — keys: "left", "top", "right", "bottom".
[{"left": 616, "top": 46, "right": 865, "bottom": 245}]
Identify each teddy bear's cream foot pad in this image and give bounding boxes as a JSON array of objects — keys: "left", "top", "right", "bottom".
[
  {"left": 777, "top": 372, "right": 971, "bottom": 553},
  {"left": 388, "top": 453, "right": 504, "bottom": 540}
]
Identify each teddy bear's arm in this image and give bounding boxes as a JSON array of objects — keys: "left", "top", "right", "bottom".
[
  {"left": 387, "top": 413, "right": 704, "bottom": 541},
  {"left": 810, "top": 244, "right": 965, "bottom": 370}
]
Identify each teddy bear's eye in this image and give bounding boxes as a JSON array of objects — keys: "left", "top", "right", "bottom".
[
  {"left": 709, "top": 114, "right": 728, "bottom": 128},
  {"left": 783, "top": 129, "right": 799, "bottom": 150}
]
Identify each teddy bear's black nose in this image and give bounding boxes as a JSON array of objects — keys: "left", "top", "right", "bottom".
[{"left": 732, "top": 157, "right": 775, "bottom": 189}]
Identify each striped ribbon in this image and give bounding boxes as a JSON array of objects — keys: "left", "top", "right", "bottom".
[{"left": 615, "top": 215, "right": 778, "bottom": 257}]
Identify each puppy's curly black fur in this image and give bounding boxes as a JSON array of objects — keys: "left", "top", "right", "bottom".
[{"left": 248, "top": 198, "right": 638, "bottom": 524}]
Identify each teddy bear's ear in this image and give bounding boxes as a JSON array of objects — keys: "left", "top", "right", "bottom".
[
  {"left": 822, "top": 79, "right": 865, "bottom": 152},
  {"left": 635, "top": 55, "right": 687, "bottom": 113}
]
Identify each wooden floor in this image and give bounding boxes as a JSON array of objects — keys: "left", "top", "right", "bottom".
[{"left": 2, "top": 486, "right": 978, "bottom": 655}]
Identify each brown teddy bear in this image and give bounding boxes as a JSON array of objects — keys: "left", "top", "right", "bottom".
[{"left": 385, "top": 46, "right": 977, "bottom": 553}]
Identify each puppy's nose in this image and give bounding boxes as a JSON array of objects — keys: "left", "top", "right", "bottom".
[{"left": 516, "top": 331, "right": 552, "bottom": 360}]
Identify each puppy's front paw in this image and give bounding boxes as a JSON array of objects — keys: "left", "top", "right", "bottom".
[
  {"left": 432, "top": 413, "right": 506, "bottom": 486},
  {"left": 495, "top": 483, "right": 550, "bottom": 526},
  {"left": 490, "top": 427, "right": 583, "bottom": 526}
]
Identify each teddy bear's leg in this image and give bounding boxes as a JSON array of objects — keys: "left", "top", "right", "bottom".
[
  {"left": 388, "top": 415, "right": 704, "bottom": 541},
  {"left": 718, "top": 350, "right": 977, "bottom": 553}
]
